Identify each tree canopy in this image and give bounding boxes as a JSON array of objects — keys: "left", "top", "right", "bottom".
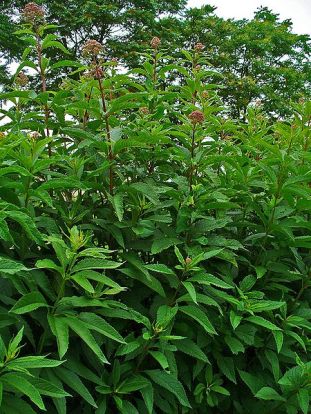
[{"left": 0, "top": 1, "right": 310, "bottom": 118}]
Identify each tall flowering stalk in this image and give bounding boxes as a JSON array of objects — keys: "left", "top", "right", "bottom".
[
  {"left": 22, "top": 3, "right": 52, "bottom": 156},
  {"left": 82, "top": 39, "right": 114, "bottom": 194},
  {"left": 150, "top": 36, "right": 161, "bottom": 84},
  {"left": 188, "top": 110, "right": 204, "bottom": 191}
]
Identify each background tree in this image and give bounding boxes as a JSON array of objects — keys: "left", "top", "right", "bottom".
[
  {"left": 179, "top": 6, "right": 311, "bottom": 118},
  {"left": 0, "top": 2, "right": 310, "bottom": 118}
]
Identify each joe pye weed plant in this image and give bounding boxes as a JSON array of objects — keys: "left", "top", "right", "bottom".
[{"left": 0, "top": 3, "right": 310, "bottom": 413}]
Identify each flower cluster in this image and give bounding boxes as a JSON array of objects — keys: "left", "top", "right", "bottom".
[
  {"left": 29, "top": 131, "right": 40, "bottom": 140},
  {"left": 188, "top": 110, "right": 204, "bottom": 125},
  {"left": 91, "top": 66, "right": 104, "bottom": 79},
  {"left": 150, "top": 37, "right": 161, "bottom": 50},
  {"left": 22, "top": 2, "right": 45, "bottom": 25},
  {"left": 139, "top": 107, "right": 149, "bottom": 115},
  {"left": 201, "top": 90, "right": 209, "bottom": 99},
  {"left": 194, "top": 42, "right": 204, "bottom": 52},
  {"left": 15, "top": 72, "right": 29, "bottom": 87},
  {"left": 82, "top": 40, "right": 103, "bottom": 58}
]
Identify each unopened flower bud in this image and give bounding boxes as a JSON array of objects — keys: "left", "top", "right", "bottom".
[
  {"left": 15, "top": 71, "right": 29, "bottom": 87},
  {"left": 82, "top": 39, "right": 103, "bottom": 58},
  {"left": 185, "top": 257, "right": 192, "bottom": 265},
  {"left": 194, "top": 64, "right": 201, "bottom": 71},
  {"left": 22, "top": 2, "right": 45, "bottom": 24},
  {"left": 201, "top": 90, "right": 209, "bottom": 99},
  {"left": 0, "top": 132, "right": 6, "bottom": 140},
  {"left": 194, "top": 42, "right": 204, "bottom": 52},
  {"left": 30, "top": 131, "right": 40, "bottom": 140},
  {"left": 91, "top": 66, "right": 104, "bottom": 79},
  {"left": 139, "top": 106, "right": 149, "bottom": 115},
  {"left": 150, "top": 36, "right": 161, "bottom": 49},
  {"left": 188, "top": 110, "right": 204, "bottom": 125}
]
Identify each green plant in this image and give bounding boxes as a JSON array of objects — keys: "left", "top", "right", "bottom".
[{"left": 0, "top": 4, "right": 310, "bottom": 413}]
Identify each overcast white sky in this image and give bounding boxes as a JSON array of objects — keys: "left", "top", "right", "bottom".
[{"left": 187, "top": 0, "right": 311, "bottom": 35}]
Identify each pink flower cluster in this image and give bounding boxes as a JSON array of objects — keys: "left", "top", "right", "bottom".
[
  {"left": 189, "top": 110, "right": 205, "bottom": 125},
  {"left": 22, "top": 3, "right": 45, "bottom": 24},
  {"left": 82, "top": 40, "right": 103, "bottom": 58}
]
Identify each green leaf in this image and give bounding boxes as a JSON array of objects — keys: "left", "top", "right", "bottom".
[
  {"left": 36, "top": 259, "right": 62, "bottom": 273},
  {"left": 179, "top": 305, "right": 217, "bottom": 335},
  {"left": 72, "top": 258, "right": 122, "bottom": 273},
  {"left": 182, "top": 281, "right": 197, "bottom": 303},
  {"left": 225, "top": 335, "right": 245, "bottom": 354},
  {"left": 217, "top": 356, "right": 236, "bottom": 383},
  {"left": 6, "top": 356, "right": 63, "bottom": 370},
  {"left": 109, "top": 193, "right": 124, "bottom": 222},
  {"left": 71, "top": 273, "right": 95, "bottom": 293},
  {"left": 211, "top": 385, "right": 230, "bottom": 396},
  {"left": 140, "top": 383, "right": 153, "bottom": 414},
  {"left": 42, "top": 40, "right": 70, "bottom": 54},
  {"left": 175, "top": 338, "right": 209, "bottom": 362},
  {"left": 174, "top": 245, "right": 184, "bottom": 264},
  {"left": 48, "top": 315, "right": 69, "bottom": 359},
  {"left": 79, "top": 312, "right": 126, "bottom": 343},
  {"left": 255, "top": 387, "right": 285, "bottom": 401},
  {"left": 5, "top": 211, "right": 43, "bottom": 244},
  {"left": 188, "top": 273, "right": 233, "bottom": 289},
  {"left": 1, "top": 373, "right": 46, "bottom": 410},
  {"left": 239, "top": 370, "right": 265, "bottom": 395},
  {"left": 151, "top": 238, "right": 182, "bottom": 255},
  {"left": 144, "top": 263, "right": 175, "bottom": 275},
  {"left": 145, "top": 370, "right": 191, "bottom": 408},
  {"left": 65, "top": 316, "right": 109, "bottom": 364},
  {"left": 0, "top": 395, "right": 37, "bottom": 414},
  {"left": 148, "top": 351, "right": 169, "bottom": 370},
  {"left": 50, "top": 60, "right": 83, "bottom": 70},
  {"left": 273, "top": 331, "right": 283, "bottom": 353},
  {"left": 10, "top": 291, "right": 48, "bottom": 314},
  {"left": 117, "top": 375, "right": 149, "bottom": 393},
  {"left": 298, "top": 388, "right": 309, "bottom": 414},
  {"left": 246, "top": 316, "right": 281, "bottom": 331},
  {"left": 29, "top": 377, "right": 71, "bottom": 398},
  {"left": 55, "top": 367, "right": 97, "bottom": 408},
  {"left": 0, "top": 257, "right": 29, "bottom": 275},
  {"left": 121, "top": 254, "right": 165, "bottom": 297}
]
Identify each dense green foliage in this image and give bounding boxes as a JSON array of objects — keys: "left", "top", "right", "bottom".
[
  {"left": 1, "top": 1, "right": 310, "bottom": 118},
  {"left": 0, "top": 6, "right": 310, "bottom": 414}
]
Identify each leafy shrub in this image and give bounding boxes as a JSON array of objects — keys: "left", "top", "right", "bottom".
[{"left": 0, "top": 5, "right": 310, "bottom": 414}]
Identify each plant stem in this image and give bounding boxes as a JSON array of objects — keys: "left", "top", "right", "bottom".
[
  {"left": 36, "top": 32, "right": 51, "bottom": 156},
  {"left": 97, "top": 71, "right": 114, "bottom": 195},
  {"left": 189, "top": 124, "right": 196, "bottom": 191}
]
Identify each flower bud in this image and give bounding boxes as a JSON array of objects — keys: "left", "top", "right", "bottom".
[
  {"left": 91, "top": 66, "right": 104, "bottom": 79},
  {"left": 185, "top": 257, "right": 192, "bottom": 265},
  {"left": 30, "top": 131, "right": 40, "bottom": 140},
  {"left": 15, "top": 71, "right": 29, "bottom": 87},
  {"left": 139, "top": 107, "right": 149, "bottom": 115},
  {"left": 150, "top": 36, "right": 161, "bottom": 49},
  {"left": 194, "top": 43, "right": 204, "bottom": 52},
  {"left": 201, "top": 90, "right": 209, "bottom": 99},
  {"left": 188, "top": 110, "right": 204, "bottom": 125},
  {"left": 82, "top": 39, "right": 103, "bottom": 58},
  {"left": 22, "top": 2, "right": 45, "bottom": 25}
]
